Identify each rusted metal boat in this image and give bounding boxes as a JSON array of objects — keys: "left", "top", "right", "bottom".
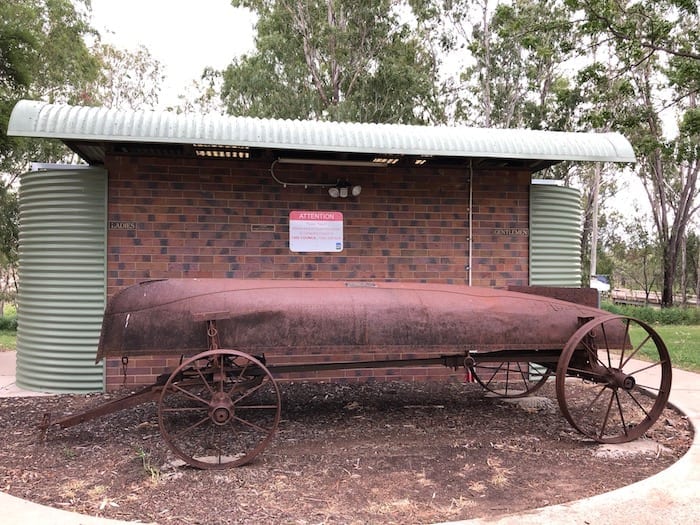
[{"left": 41, "top": 279, "right": 673, "bottom": 469}]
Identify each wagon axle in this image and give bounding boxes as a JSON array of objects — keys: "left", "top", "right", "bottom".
[{"left": 607, "top": 369, "right": 636, "bottom": 391}]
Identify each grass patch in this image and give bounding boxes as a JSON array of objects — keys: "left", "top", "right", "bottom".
[
  {"left": 0, "top": 329, "right": 16, "bottom": 351},
  {"left": 631, "top": 324, "right": 700, "bottom": 372},
  {"left": 0, "top": 303, "right": 17, "bottom": 351}
]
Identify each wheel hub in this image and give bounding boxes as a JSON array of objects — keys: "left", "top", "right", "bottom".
[
  {"left": 209, "top": 392, "right": 235, "bottom": 425},
  {"left": 608, "top": 368, "right": 636, "bottom": 391}
]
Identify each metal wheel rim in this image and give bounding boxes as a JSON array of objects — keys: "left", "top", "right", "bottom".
[
  {"left": 556, "top": 315, "right": 672, "bottom": 443},
  {"left": 158, "top": 349, "right": 281, "bottom": 469}
]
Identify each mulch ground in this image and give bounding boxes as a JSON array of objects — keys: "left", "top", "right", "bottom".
[{"left": 0, "top": 380, "right": 693, "bottom": 524}]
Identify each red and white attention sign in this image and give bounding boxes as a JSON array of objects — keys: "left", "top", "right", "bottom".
[{"left": 289, "top": 211, "right": 343, "bottom": 252}]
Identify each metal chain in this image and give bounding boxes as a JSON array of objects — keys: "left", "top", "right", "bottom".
[
  {"left": 207, "top": 320, "right": 221, "bottom": 350},
  {"left": 121, "top": 356, "right": 129, "bottom": 386}
]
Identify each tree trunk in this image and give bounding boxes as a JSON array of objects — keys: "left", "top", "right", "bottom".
[
  {"left": 661, "top": 244, "right": 677, "bottom": 307},
  {"left": 697, "top": 247, "right": 700, "bottom": 307},
  {"left": 681, "top": 233, "right": 687, "bottom": 305}
]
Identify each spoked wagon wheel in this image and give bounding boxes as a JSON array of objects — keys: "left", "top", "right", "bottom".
[
  {"left": 469, "top": 359, "right": 552, "bottom": 398},
  {"left": 158, "top": 349, "right": 281, "bottom": 469},
  {"left": 556, "top": 315, "right": 672, "bottom": 443}
]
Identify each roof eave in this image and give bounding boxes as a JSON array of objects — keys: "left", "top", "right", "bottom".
[{"left": 7, "top": 100, "right": 637, "bottom": 166}]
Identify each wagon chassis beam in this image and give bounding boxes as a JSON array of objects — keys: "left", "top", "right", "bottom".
[{"left": 266, "top": 349, "right": 562, "bottom": 375}]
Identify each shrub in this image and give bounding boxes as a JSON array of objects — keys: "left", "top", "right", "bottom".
[
  {"left": 0, "top": 315, "right": 17, "bottom": 330},
  {"left": 601, "top": 302, "right": 700, "bottom": 325}
]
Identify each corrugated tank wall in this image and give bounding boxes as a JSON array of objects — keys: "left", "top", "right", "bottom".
[
  {"left": 17, "top": 167, "right": 106, "bottom": 393},
  {"left": 530, "top": 182, "right": 582, "bottom": 287}
]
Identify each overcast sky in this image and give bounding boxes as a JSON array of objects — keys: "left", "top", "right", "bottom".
[{"left": 89, "top": 0, "right": 256, "bottom": 109}]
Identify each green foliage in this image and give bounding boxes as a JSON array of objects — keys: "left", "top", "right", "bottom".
[
  {"left": 0, "top": 0, "right": 101, "bottom": 174},
  {"left": 135, "top": 446, "right": 161, "bottom": 482},
  {"left": 604, "top": 213, "right": 662, "bottom": 295},
  {"left": 221, "top": 0, "right": 441, "bottom": 123},
  {"left": 0, "top": 330, "right": 16, "bottom": 350},
  {"left": 0, "top": 316, "right": 17, "bottom": 330},
  {"left": 0, "top": 300, "right": 19, "bottom": 349},
  {"left": 432, "top": 0, "right": 579, "bottom": 130},
  {"left": 0, "top": 185, "right": 18, "bottom": 269},
  {"left": 602, "top": 302, "right": 700, "bottom": 325}
]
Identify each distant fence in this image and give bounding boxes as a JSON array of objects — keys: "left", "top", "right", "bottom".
[{"left": 611, "top": 288, "right": 699, "bottom": 306}]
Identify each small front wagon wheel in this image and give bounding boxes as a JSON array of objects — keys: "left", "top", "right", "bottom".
[
  {"left": 470, "top": 361, "right": 551, "bottom": 398},
  {"left": 158, "top": 349, "right": 281, "bottom": 469},
  {"left": 556, "top": 315, "right": 672, "bottom": 443}
]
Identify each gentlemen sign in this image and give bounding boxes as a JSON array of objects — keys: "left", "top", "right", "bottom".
[{"left": 494, "top": 228, "right": 529, "bottom": 236}]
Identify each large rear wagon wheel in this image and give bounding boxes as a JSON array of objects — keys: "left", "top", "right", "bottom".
[
  {"left": 556, "top": 315, "right": 672, "bottom": 443},
  {"left": 158, "top": 349, "right": 281, "bottom": 469}
]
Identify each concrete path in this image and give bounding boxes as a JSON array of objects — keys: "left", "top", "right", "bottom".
[{"left": 1, "top": 350, "right": 698, "bottom": 525}]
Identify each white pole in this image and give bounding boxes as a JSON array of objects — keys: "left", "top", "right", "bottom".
[{"left": 590, "top": 163, "right": 601, "bottom": 283}]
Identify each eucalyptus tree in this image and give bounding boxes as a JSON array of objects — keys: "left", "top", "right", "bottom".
[
  {"left": 87, "top": 43, "right": 165, "bottom": 110},
  {"left": 571, "top": 0, "right": 700, "bottom": 306},
  {"left": 420, "top": 0, "right": 580, "bottom": 130},
  {"left": 220, "top": 0, "right": 443, "bottom": 123},
  {"left": 0, "top": 0, "right": 101, "bottom": 175}
]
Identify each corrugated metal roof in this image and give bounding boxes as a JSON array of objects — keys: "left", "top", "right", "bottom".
[{"left": 8, "top": 99, "right": 636, "bottom": 164}]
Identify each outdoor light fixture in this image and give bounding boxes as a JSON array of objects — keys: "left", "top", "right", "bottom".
[
  {"left": 270, "top": 159, "right": 363, "bottom": 198},
  {"left": 328, "top": 181, "right": 361, "bottom": 199}
]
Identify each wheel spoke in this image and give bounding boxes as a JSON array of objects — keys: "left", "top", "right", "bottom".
[
  {"left": 170, "top": 415, "right": 211, "bottom": 439},
  {"left": 623, "top": 388, "right": 652, "bottom": 420},
  {"left": 230, "top": 377, "right": 268, "bottom": 403},
  {"left": 483, "top": 362, "right": 506, "bottom": 388},
  {"left": 600, "top": 323, "right": 613, "bottom": 368},
  {"left": 580, "top": 383, "right": 609, "bottom": 414},
  {"left": 627, "top": 360, "right": 666, "bottom": 376},
  {"left": 194, "top": 365, "right": 215, "bottom": 396},
  {"left": 620, "top": 333, "right": 652, "bottom": 368},
  {"left": 169, "top": 383, "right": 210, "bottom": 406},
  {"left": 233, "top": 358, "right": 251, "bottom": 381},
  {"left": 216, "top": 354, "right": 226, "bottom": 392},
  {"left": 232, "top": 415, "right": 274, "bottom": 434},
  {"left": 161, "top": 406, "right": 208, "bottom": 414},
  {"left": 596, "top": 389, "right": 616, "bottom": 439},
  {"left": 619, "top": 318, "right": 632, "bottom": 368},
  {"left": 613, "top": 390, "right": 628, "bottom": 438}
]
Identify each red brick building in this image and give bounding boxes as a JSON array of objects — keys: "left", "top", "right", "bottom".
[{"left": 7, "top": 101, "right": 635, "bottom": 392}]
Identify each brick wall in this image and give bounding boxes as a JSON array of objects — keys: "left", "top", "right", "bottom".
[{"left": 104, "top": 154, "right": 531, "bottom": 389}]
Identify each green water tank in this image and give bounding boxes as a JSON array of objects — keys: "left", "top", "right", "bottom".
[
  {"left": 530, "top": 181, "right": 582, "bottom": 287},
  {"left": 16, "top": 166, "right": 106, "bottom": 393}
]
